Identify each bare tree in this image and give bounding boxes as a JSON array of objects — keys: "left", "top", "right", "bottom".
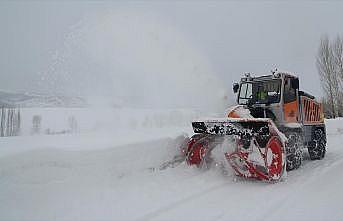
[
  {"left": 68, "top": 116, "right": 78, "bottom": 133},
  {"left": 333, "top": 36, "right": 343, "bottom": 81},
  {"left": 10, "top": 109, "right": 14, "bottom": 136},
  {"left": 6, "top": 108, "right": 10, "bottom": 136},
  {"left": 0, "top": 107, "right": 21, "bottom": 137},
  {"left": 0, "top": 107, "right": 4, "bottom": 137},
  {"left": 317, "top": 36, "right": 340, "bottom": 118},
  {"left": 332, "top": 36, "right": 343, "bottom": 115},
  {"left": 16, "top": 109, "right": 21, "bottom": 136},
  {"left": 32, "top": 115, "right": 42, "bottom": 135}
]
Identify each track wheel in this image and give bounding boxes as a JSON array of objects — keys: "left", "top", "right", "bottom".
[
  {"left": 266, "top": 136, "right": 284, "bottom": 180},
  {"left": 308, "top": 129, "right": 326, "bottom": 160},
  {"left": 286, "top": 133, "right": 303, "bottom": 171}
]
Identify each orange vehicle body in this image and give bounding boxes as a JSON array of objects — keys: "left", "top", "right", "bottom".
[
  {"left": 283, "top": 100, "right": 299, "bottom": 123},
  {"left": 300, "top": 96, "right": 324, "bottom": 125}
]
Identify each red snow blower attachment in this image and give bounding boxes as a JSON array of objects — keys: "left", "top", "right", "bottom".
[{"left": 185, "top": 118, "right": 286, "bottom": 182}]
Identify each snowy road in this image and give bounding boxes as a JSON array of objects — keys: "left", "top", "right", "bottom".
[{"left": 0, "top": 119, "right": 342, "bottom": 221}]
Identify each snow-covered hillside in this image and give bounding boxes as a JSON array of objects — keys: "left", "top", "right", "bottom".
[
  {"left": 0, "top": 91, "right": 87, "bottom": 108},
  {"left": 0, "top": 115, "right": 343, "bottom": 221}
]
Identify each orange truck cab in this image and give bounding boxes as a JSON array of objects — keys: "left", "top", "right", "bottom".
[{"left": 233, "top": 71, "right": 326, "bottom": 169}]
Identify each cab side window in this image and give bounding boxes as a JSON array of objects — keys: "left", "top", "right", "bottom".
[{"left": 283, "top": 77, "right": 297, "bottom": 103}]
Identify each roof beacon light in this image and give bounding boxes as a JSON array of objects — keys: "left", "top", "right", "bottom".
[
  {"left": 271, "top": 68, "right": 278, "bottom": 77},
  {"left": 244, "top": 72, "right": 251, "bottom": 78}
]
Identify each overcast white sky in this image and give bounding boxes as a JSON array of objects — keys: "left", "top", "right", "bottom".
[{"left": 1, "top": 1, "right": 343, "bottom": 102}]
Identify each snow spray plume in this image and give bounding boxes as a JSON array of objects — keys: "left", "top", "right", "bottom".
[{"left": 40, "top": 9, "right": 228, "bottom": 111}]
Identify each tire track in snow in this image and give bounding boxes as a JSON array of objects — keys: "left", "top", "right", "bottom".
[
  {"left": 254, "top": 135, "right": 343, "bottom": 221},
  {"left": 135, "top": 181, "right": 230, "bottom": 221}
]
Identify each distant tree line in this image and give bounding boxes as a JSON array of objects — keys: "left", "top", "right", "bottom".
[
  {"left": 31, "top": 115, "right": 78, "bottom": 135},
  {"left": 0, "top": 107, "right": 21, "bottom": 137},
  {"left": 317, "top": 35, "right": 343, "bottom": 118}
]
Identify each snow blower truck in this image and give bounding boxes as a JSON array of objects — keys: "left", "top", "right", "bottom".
[{"left": 183, "top": 71, "right": 326, "bottom": 182}]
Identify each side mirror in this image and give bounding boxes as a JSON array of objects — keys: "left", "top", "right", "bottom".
[
  {"left": 291, "top": 78, "right": 299, "bottom": 90},
  {"left": 233, "top": 83, "right": 239, "bottom": 93}
]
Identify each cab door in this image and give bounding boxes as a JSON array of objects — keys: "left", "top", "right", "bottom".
[{"left": 283, "top": 77, "right": 299, "bottom": 123}]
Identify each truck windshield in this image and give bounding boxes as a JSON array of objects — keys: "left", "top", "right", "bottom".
[
  {"left": 238, "top": 79, "right": 281, "bottom": 105},
  {"left": 238, "top": 82, "right": 252, "bottom": 105}
]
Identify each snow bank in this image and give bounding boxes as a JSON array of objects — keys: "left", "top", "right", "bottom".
[
  {"left": 0, "top": 133, "right": 190, "bottom": 221},
  {"left": 325, "top": 118, "right": 343, "bottom": 136}
]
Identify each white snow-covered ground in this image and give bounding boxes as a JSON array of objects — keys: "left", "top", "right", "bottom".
[{"left": 0, "top": 110, "right": 343, "bottom": 221}]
